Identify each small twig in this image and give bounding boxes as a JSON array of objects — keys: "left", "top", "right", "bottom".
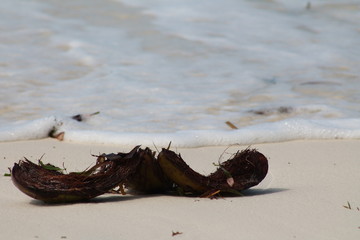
[
  {"left": 172, "top": 231, "right": 183, "bottom": 237},
  {"left": 225, "top": 121, "right": 238, "bottom": 129},
  {"left": 200, "top": 190, "right": 221, "bottom": 198},
  {"left": 218, "top": 147, "right": 229, "bottom": 163},
  {"left": 343, "top": 201, "right": 352, "bottom": 209},
  {"left": 62, "top": 162, "right": 68, "bottom": 174},
  {"left": 152, "top": 142, "right": 160, "bottom": 154},
  {"left": 167, "top": 141, "right": 172, "bottom": 150},
  {"left": 39, "top": 153, "right": 46, "bottom": 162},
  {"left": 71, "top": 111, "right": 100, "bottom": 122}
]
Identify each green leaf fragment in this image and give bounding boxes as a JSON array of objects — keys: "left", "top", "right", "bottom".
[{"left": 38, "top": 160, "right": 65, "bottom": 173}]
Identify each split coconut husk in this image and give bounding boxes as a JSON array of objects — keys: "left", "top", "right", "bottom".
[{"left": 11, "top": 146, "right": 268, "bottom": 203}]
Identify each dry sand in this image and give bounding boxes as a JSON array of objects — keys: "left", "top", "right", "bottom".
[{"left": 0, "top": 139, "right": 359, "bottom": 239}]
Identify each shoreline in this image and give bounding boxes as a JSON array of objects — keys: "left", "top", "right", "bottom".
[{"left": 1, "top": 139, "right": 359, "bottom": 239}]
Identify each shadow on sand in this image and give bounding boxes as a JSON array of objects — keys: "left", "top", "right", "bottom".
[
  {"left": 242, "top": 187, "right": 288, "bottom": 196},
  {"left": 29, "top": 188, "right": 288, "bottom": 206}
]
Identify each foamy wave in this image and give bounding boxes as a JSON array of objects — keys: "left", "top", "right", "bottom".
[
  {"left": 1, "top": 117, "right": 359, "bottom": 147},
  {"left": 2, "top": 0, "right": 360, "bottom": 146},
  {"left": 0, "top": 117, "right": 59, "bottom": 142}
]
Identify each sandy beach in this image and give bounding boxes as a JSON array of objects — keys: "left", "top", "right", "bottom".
[
  {"left": 0, "top": 139, "right": 359, "bottom": 240},
  {"left": 2, "top": 1, "right": 360, "bottom": 239}
]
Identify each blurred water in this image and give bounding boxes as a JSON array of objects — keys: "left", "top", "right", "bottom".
[{"left": 1, "top": 0, "right": 360, "bottom": 146}]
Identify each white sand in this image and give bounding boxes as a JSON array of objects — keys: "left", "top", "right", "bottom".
[{"left": 0, "top": 139, "right": 359, "bottom": 239}]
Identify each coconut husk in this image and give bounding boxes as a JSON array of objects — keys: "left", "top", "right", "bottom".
[
  {"left": 11, "top": 146, "right": 269, "bottom": 203},
  {"left": 158, "top": 148, "right": 209, "bottom": 194},
  {"left": 125, "top": 147, "right": 173, "bottom": 193},
  {"left": 11, "top": 146, "right": 142, "bottom": 203},
  {"left": 158, "top": 148, "right": 268, "bottom": 195},
  {"left": 207, "top": 148, "right": 269, "bottom": 192}
]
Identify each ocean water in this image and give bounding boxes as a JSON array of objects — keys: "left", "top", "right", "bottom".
[{"left": 1, "top": 0, "right": 360, "bottom": 147}]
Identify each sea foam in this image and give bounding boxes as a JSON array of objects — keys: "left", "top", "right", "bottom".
[{"left": 1, "top": 116, "right": 359, "bottom": 147}]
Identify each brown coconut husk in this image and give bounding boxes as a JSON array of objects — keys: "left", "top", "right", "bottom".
[
  {"left": 157, "top": 148, "right": 209, "bottom": 194},
  {"left": 11, "top": 146, "right": 142, "bottom": 203},
  {"left": 158, "top": 148, "right": 268, "bottom": 196},
  {"left": 207, "top": 148, "right": 269, "bottom": 192},
  {"left": 11, "top": 146, "right": 269, "bottom": 203},
  {"left": 125, "top": 147, "right": 173, "bottom": 193}
]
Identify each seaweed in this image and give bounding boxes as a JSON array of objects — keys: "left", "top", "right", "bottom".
[{"left": 10, "top": 146, "right": 269, "bottom": 203}]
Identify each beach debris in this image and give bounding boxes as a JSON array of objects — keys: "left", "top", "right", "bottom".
[
  {"left": 10, "top": 146, "right": 268, "bottom": 203},
  {"left": 38, "top": 159, "right": 66, "bottom": 173},
  {"left": 225, "top": 121, "right": 238, "bottom": 129},
  {"left": 11, "top": 147, "right": 143, "bottom": 203},
  {"left": 71, "top": 111, "right": 100, "bottom": 122},
  {"left": 158, "top": 148, "right": 268, "bottom": 196},
  {"left": 54, "top": 132, "right": 65, "bottom": 141},
  {"left": 172, "top": 231, "right": 183, "bottom": 237},
  {"left": 200, "top": 190, "right": 221, "bottom": 199},
  {"left": 48, "top": 112, "right": 100, "bottom": 141},
  {"left": 343, "top": 201, "right": 352, "bottom": 210},
  {"left": 248, "top": 106, "right": 293, "bottom": 116},
  {"left": 48, "top": 124, "right": 65, "bottom": 141},
  {"left": 3, "top": 167, "right": 11, "bottom": 177},
  {"left": 343, "top": 201, "right": 360, "bottom": 211}
]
